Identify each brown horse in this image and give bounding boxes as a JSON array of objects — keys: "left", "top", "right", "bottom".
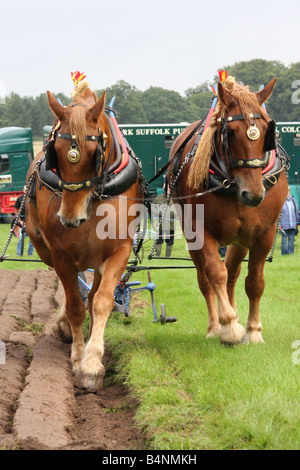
[
  {"left": 168, "top": 76, "right": 288, "bottom": 345},
  {"left": 25, "top": 81, "right": 141, "bottom": 391}
]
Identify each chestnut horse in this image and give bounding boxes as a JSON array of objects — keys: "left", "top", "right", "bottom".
[
  {"left": 25, "top": 82, "right": 141, "bottom": 391},
  {"left": 168, "top": 76, "right": 288, "bottom": 345}
]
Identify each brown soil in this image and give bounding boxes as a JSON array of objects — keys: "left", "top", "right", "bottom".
[{"left": 0, "top": 268, "right": 146, "bottom": 450}]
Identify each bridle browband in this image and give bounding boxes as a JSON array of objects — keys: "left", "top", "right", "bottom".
[
  {"left": 45, "top": 101, "right": 109, "bottom": 192},
  {"left": 215, "top": 112, "right": 276, "bottom": 172},
  {"left": 56, "top": 131, "right": 105, "bottom": 192}
]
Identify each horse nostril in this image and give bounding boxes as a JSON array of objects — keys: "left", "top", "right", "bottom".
[
  {"left": 240, "top": 190, "right": 264, "bottom": 208},
  {"left": 240, "top": 190, "right": 250, "bottom": 202},
  {"left": 57, "top": 214, "right": 86, "bottom": 228}
]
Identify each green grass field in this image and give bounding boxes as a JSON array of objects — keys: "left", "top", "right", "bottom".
[
  {"left": 0, "top": 222, "right": 299, "bottom": 449},
  {"left": 0, "top": 222, "right": 47, "bottom": 270},
  {"left": 105, "top": 234, "right": 300, "bottom": 450}
]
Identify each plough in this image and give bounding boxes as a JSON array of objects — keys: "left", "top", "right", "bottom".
[{"left": 77, "top": 269, "right": 177, "bottom": 325}]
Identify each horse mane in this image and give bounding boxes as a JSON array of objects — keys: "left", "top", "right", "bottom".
[
  {"left": 187, "top": 76, "right": 269, "bottom": 189},
  {"left": 68, "top": 80, "right": 98, "bottom": 145}
]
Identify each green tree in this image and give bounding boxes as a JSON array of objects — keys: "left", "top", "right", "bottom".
[
  {"left": 269, "top": 62, "right": 300, "bottom": 121},
  {"left": 140, "top": 87, "right": 191, "bottom": 123},
  {"left": 213, "top": 59, "right": 291, "bottom": 120},
  {"left": 185, "top": 81, "right": 213, "bottom": 121},
  {"left": 96, "top": 80, "right": 147, "bottom": 124},
  {"left": 218, "top": 59, "right": 286, "bottom": 91},
  {"left": 0, "top": 93, "right": 33, "bottom": 128}
]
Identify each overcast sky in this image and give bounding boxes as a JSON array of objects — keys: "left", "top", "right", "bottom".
[{"left": 1, "top": 0, "right": 299, "bottom": 99}]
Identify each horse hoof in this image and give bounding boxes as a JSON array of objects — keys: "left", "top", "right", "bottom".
[
  {"left": 76, "top": 362, "right": 106, "bottom": 392},
  {"left": 206, "top": 326, "right": 221, "bottom": 339},
  {"left": 80, "top": 373, "right": 104, "bottom": 393},
  {"left": 219, "top": 322, "right": 246, "bottom": 346},
  {"left": 247, "top": 331, "right": 265, "bottom": 344}
]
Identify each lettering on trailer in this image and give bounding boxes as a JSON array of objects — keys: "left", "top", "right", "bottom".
[
  {"left": 280, "top": 125, "right": 300, "bottom": 134},
  {"left": 121, "top": 127, "right": 187, "bottom": 137}
]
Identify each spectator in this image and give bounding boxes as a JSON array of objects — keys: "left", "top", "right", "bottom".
[
  {"left": 14, "top": 187, "right": 34, "bottom": 257},
  {"left": 153, "top": 178, "right": 175, "bottom": 258},
  {"left": 279, "top": 187, "right": 300, "bottom": 255}
]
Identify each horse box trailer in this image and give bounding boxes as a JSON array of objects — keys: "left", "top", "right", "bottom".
[
  {"left": 44, "top": 120, "right": 300, "bottom": 204},
  {"left": 120, "top": 122, "right": 300, "bottom": 202},
  {"left": 119, "top": 123, "right": 188, "bottom": 194},
  {"left": 0, "top": 127, "right": 34, "bottom": 222},
  {"left": 276, "top": 122, "right": 300, "bottom": 207}
]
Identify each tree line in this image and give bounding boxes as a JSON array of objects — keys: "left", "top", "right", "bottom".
[{"left": 0, "top": 59, "right": 299, "bottom": 138}]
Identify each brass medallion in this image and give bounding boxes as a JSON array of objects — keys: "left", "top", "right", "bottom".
[
  {"left": 247, "top": 125, "right": 260, "bottom": 141},
  {"left": 67, "top": 147, "right": 81, "bottom": 163}
]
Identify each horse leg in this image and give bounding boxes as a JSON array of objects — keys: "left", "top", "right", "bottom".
[
  {"left": 87, "top": 269, "right": 101, "bottom": 341},
  {"left": 53, "top": 259, "right": 86, "bottom": 374},
  {"left": 200, "top": 233, "right": 246, "bottom": 345},
  {"left": 245, "top": 225, "right": 275, "bottom": 343},
  {"left": 56, "top": 291, "right": 72, "bottom": 343},
  {"left": 225, "top": 244, "right": 248, "bottom": 314},
  {"left": 195, "top": 266, "right": 220, "bottom": 338},
  {"left": 79, "top": 245, "right": 131, "bottom": 391},
  {"left": 25, "top": 214, "right": 53, "bottom": 266}
]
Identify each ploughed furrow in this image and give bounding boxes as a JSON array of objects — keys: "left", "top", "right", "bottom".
[
  {"left": 0, "top": 268, "right": 145, "bottom": 451},
  {"left": 0, "top": 269, "right": 37, "bottom": 448},
  {"left": 11, "top": 268, "right": 76, "bottom": 450},
  {"left": 0, "top": 268, "right": 63, "bottom": 449}
]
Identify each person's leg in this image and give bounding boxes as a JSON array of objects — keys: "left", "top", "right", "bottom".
[
  {"left": 281, "top": 232, "right": 288, "bottom": 255},
  {"left": 165, "top": 230, "right": 174, "bottom": 258},
  {"left": 155, "top": 230, "right": 164, "bottom": 256},
  {"left": 17, "top": 230, "right": 23, "bottom": 256},
  {"left": 155, "top": 243, "right": 162, "bottom": 256},
  {"left": 287, "top": 229, "right": 296, "bottom": 254},
  {"left": 27, "top": 234, "right": 34, "bottom": 255}
]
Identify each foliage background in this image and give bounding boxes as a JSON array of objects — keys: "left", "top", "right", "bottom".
[{"left": 0, "top": 59, "right": 299, "bottom": 137}]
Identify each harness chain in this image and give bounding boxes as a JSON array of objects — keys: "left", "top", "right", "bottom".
[
  {"left": 267, "top": 143, "right": 291, "bottom": 262},
  {"left": 148, "top": 152, "right": 226, "bottom": 259},
  {"left": 0, "top": 172, "right": 36, "bottom": 262},
  {"left": 0, "top": 135, "right": 290, "bottom": 265}
]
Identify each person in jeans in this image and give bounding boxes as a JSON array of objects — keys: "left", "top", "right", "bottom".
[
  {"left": 14, "top": 187, "right": 34, "bottom": 256},
  {"left": 153, "top": 178, "right": 175, "bottom": 258},
  {"left": 279, "top": 187, "right": 300, "bottom": 255}
]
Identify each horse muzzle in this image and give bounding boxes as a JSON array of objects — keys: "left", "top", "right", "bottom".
[
  {"left": 58, "top": 214, "right": 87, "bottom": 228},
  {"left": 239, "top": 187, "right": 266, "bottom": 207},
  {"left": 57, "top": 195, "right": 92, "bottom": 228}
]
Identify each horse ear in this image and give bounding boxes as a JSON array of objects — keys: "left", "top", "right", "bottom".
[
  {"left": 256, "top": 78, "right": 277, "bottom": 105},
  {"left": 89, "top": 91, "right": 106, "bottom": 123},
  {"left": 47, "top": 91, "right": 66, "bottom": 121},
  {"left": 217, "top": 83, "right": 237, "bottom": 108}
]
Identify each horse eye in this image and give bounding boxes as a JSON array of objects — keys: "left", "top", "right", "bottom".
[{"left": 227, "top": 128, "right": 235, "bottom": 138}]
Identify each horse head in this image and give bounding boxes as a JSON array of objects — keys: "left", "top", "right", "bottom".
[
  {"left": 216, "top": 78, "right": 277, "bottom": 207},
  {"left": 187, "top": 77, "right": 277, "bottom": 208},
  {"left": 46, "top": 89, "right": 108, "bottom": 228}
]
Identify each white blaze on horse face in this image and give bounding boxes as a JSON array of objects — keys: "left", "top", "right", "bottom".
[
  {"left": 58, "top": 191, "right": 92, "bottom": 228},
  {"left": 235, "top": 173, "right": 266, "bottom": 208}
]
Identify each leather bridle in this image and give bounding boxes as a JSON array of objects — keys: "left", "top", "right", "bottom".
[
  {"left": 45, "top": 102, "right": 109, "bottom": 192},
  {"left": 215, "top": 112, "right": 276, "bottom": 173}
]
